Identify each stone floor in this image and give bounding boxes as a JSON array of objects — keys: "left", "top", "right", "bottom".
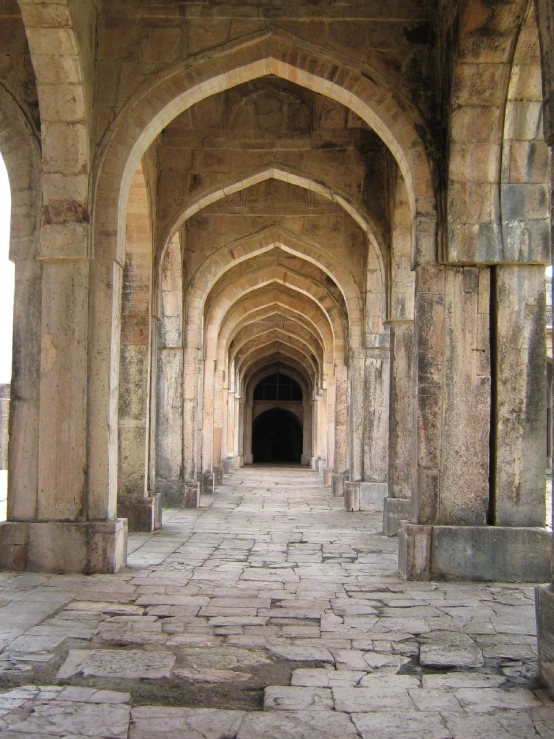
[{"left": 0, "top": 465, "right": 552, "bottom": 738}]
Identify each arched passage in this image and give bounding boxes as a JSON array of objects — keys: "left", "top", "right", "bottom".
[{"left": 252, "top": 407, "right": 303, "bottom": 464}]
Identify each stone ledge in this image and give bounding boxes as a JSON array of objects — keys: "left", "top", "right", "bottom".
[
  {"left": 536, "top": 585, "right": 554, "bottom": 696},
  {"left": 383, "top": 497, "right": 411, "bottom": 536},
  {"left": 117, "top": 495, "right": 162, "bottom": 532},
  {"left": 0, "top": 519, "right": 127, "bottom": 574},
  {"left": 399, "top": 522, "right": 551, "bottom": 582}
]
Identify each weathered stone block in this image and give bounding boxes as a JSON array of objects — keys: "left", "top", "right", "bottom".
[
  {"left": 0, "top": 519, "right": 127, "bottom": 574},
  {"left": 432, "top": 525, "right": 551, "bottom": 582},
  {"left": 117, "top": 495, "right": 162, "bottom": 532},
  {"left": 323, "top": 467, "right": 332, "bottom": 487},
  {"left": 156, "top": 480, "right": 199, "bottom": 508},
  {"left": 332, "top": 473, "right": 345, "bottom": 497},
  {"left": 202, "top": 472, "right": 215, "bottom": 494},
  {"left": 213, "top": 466, "right": 223, "bottom": 486},
  {"left": 400, "top": 523, "right": 551, "bottom": 582},
  {"left": 383, "top": 497, "right": 412, "bottom": 537},
  {"left": 398, "top": 521, "right": 432, "bottom": 580},
  {"left": 360, "top": 482, "right": 387, "bottom": 510},
  {"left": 344, "top": 481, "right": 360, "bottom": 512}
]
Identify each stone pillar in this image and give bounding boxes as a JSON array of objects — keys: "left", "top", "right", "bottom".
[
  {"left": 399, "top": 265, "right": 550, "bottom": 581},
  {"left": 494, "top": 265, "right": 546, "bottom": 526},
  {"left": 183, "top": 346, "right": 198, "bottom": 482},
  {"left": 212, "top": 366, "right": 225, "bottom": 475},
  {"left": 237, "top": 397, "right": 245, "bottom": 466},
  {"left": 362, "top": 345, "right": 390, "bottom": 486},
  {"left": 118, "top": 306, "right": 160, "bottom": 531},
  {"left": 301, "top": 395, "right": 312, "bottom": 465},
  {"left": 0, "top": 230, "right": 127, "bottom": 574},
  {"left": 244, "top": 401, "right": 253, "bottom": 464},
  {"left": 536, "top": 135, "right": 554, "bottom": 694},
  {"left": 155, "top": 346, "right": 183, "bottom": 476},
  {"left": 7, "top": 259, "right": 41, "bottom": 522},
  {"left": 384, "top": 321, "right": 414, "bottom": 536},
  {"left": 201, "top": 357, "right": 216, "bottom": 475},
  {"left": 349, "top": 349, "right": 365, "bottom": 482},
  {"left": 334, "top": 370, "right": 348, "bottom": 475}
]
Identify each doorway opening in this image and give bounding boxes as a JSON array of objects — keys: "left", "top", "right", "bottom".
[{"left": 252, "top": 407, "right": 303, "bottom": 463}]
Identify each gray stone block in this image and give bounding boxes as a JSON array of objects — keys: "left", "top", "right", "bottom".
[
  {"left": 117, "top": 495, "right": 162, "bottom": 532},
  {"left": 360, "top": 482, "right": 387, "bottom": 511},
  {"left": 400, "top": 523, "right": 552, "bottom": 582},
  {"left": 332, "top": 473, "right": 345, "bottom": 497},
  {"left": 344, "top": 481, "right": 360, "bottom": 512},
  {"left": 156, "top": 480, "right": 199, "bottom": 508},
  {"left": 383, "top": 497, "right": 412, "bottom": 536}
]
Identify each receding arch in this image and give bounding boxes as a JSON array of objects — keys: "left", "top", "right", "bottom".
[
  {"left": 160, "top": 165, "right": 386, "bottom": 287},
  {"left": 181, "top": 226, "right": 365, "bottom": 350},
  {"left": 93, "top": 32, "right": 436, "bottom": 264},
  {"left": 207, "top": 284, "right": 342, "bottom": 366},
  {"left": 223, "top": 303, "right": 332, "bottom": 370}
]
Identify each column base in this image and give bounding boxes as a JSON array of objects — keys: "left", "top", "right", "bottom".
[
  {"left": 213, "top": 466, "right": 223, "bottom": 486},
  {"left": 0, "top": 519, "right": 127, "bottom": 574},
  {"left": 344, "top": 481, "right": 360, "bottom": 511},
  {"left": 332, "top": 473, "right": 345, "bottom": 497},
  {"left": 360, "top": 482, "right": 387, "bottom": 511},
  {"left": 117, "top": 495, "right": 162, "bottom": 532},
  {"left": 399, "top": 522, "right": 551, "bottom": 582},
  {"left": 311, "top": 457, "right": 319, "bottom": 470},
  {"left": 301, "top": 454, "right": 311, "bottom": 466},
  {"left": 156, "top": 480, "right": 199, "bottom": 508},
  {"left": 323, "top": 467, "right": 332, "bottom": 487},
  {"left": 383, "top": 497, "right": 412, "bottom": 536},
  {"left": 201, "top": 472, "right": 215, "bottom": 494},
  {"left": 536, "top": 585, "right": 554, "bottom": 696}
]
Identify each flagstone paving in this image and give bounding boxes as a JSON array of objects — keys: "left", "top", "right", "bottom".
[{"left": 0, "top": 465, "right": 552, "bottom": 737}]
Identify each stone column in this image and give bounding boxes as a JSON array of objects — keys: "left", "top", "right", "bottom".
[
  {"left": 237, "top": 397, "right": 245, "bottom": 466},
  {"left": 301, "top": 396, "right": 312, "bottom": 465},
  {"left": 183, "top": 346, "right": 198, "bottom": 482},
  {"left": 201, "top": 357, "right": 216, "bottom": 477},
  {"left": 155, "top": 343, "right": 184, "bottom": 504},
  {"left": 244, "top": 401, "right": 253, "bottom": 464},
  {"left": 0, "top": 228, "right": 127, "bottom": 573},
  {"left": 118, "top": 296, "right": 160, "bottom": 532},
  {"left": 399, "top": 265, "right": 550, "bottom": 581},
  {"left": 536, "top": 134, "right": 554, "bottom": 694},
  {"left": 211, "top": 365, "right": 225, "bottom": 486},
  {"left": 7, "top": 259, "right": 41, "bottom": 523},
  {"left": 383, "top": 321, "right": 414, "bottom": 535},
  {"left": 349, "top": 348, "right": 365, "bottom": 482},
  {"left": 360, "top": 344, "right": 390, "bottom": 511},
  {"left": 494, "top": 265, "right": 546, "bottom": 526},
  {"left": 335, "top": 371, "right": 348, "bottom": 477}
]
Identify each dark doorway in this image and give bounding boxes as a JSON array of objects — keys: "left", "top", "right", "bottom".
[{"left": 252, "top": 408, "right": 303, "bottom": 463}]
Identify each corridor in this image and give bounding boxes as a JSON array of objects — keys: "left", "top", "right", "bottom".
[{"left": 0, "top": 466, "right": 551, "bottom": 737}]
